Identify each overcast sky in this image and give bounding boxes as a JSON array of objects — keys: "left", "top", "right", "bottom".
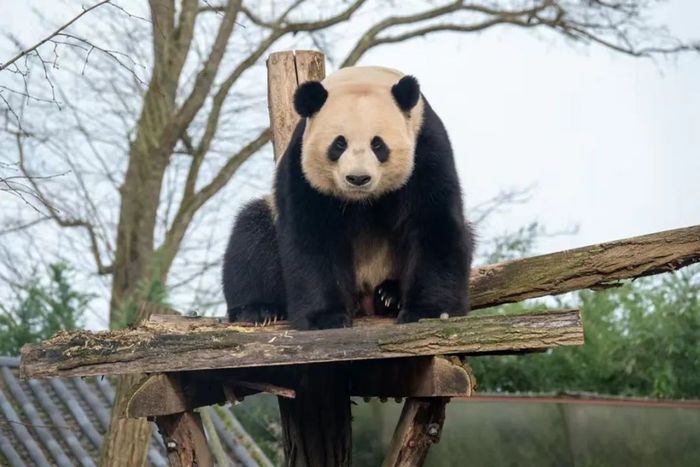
[
  {"left": 361, "top": 1, "right": 700, "bottom": 253},
  {"left": 2, "top": 1, "right": 699, "bottom": 326},
  {"left": 4, "top": 2, "right": 698, "bottom": 253}
]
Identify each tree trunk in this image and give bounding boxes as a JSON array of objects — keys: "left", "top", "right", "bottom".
[
  {"left": 278, "top": 365, "right": 352, "bottom": 467},
  {"left": 100, "top": 125, "right": 172, "bottom": 467},
  {"left": 99, "top": 375, "right": 154, "bottom": 467},
  {"left": 100, "top": 7, "right": 182, "bottom": 464}
]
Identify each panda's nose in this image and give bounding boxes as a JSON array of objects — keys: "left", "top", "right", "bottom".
[{"left": 346, "top": 174, "right": 372, "bottom": 186}]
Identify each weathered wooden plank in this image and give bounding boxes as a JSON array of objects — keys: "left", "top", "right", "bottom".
[
  {"left": 470, "top": 224, "right": 700, "bottom": 309},
  {"left": 266, "top": 50, "right": 325, "bottom": 161},
  {"left": 20, "top": 310, "right": 582, "bottom": 379}
]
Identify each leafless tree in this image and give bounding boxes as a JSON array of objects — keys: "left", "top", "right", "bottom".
[{"left": 1, "top": 1, "right": 698, "bottom": 465}]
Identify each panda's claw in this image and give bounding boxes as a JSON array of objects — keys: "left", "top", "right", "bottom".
[
  {"left": 374, "top": 280, "right": 402, "bottom": 317},
  {"left": 229, "top": 304, "right": 287, "bottom": 326}
]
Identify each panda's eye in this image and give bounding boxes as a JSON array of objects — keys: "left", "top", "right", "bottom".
[
  {"left": 370, "top": 136, "right": 390, "bottom": 162},
  {"left": 334, "top": 137, "right": 347, "bottom": 150},
  {"left": 327, "top": 136, "right": 347, "bottom": 161}
]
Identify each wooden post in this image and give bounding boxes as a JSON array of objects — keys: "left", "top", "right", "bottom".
[
  {"left": 382, "top": 398, "right": 449, "bottom": 467},
  {"left": 278, "top": 365, "right": 351, "bottom": 467},
  {"left": 156, "top": 411, "right": 213, "bottom": 467},
  {"left": 267, "top": 50, "right": 351, "bottom": 467},
  {"left": 267, "top": 50, "right": 325, "bottom": 161}
]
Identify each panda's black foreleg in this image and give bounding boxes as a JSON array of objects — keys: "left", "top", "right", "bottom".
[
  {"left": 223, "top": 199, "right": 286, "bottom": 325},
  {"left": 396, "top": 218, "right": 473, "bottom": 324},
  {"left": 277, "top": 226, "right": 356, "bottom": 330},
  {"left": 279, "top": 250, "right": 355, "bottom": 330}
]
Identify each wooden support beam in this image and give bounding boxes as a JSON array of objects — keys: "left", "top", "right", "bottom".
[
  {"left": 20, "top": 310, "right": 582, "bottom": 379},
  {"left": 382, "top": 398, "right": 449, "bottom": 467},
  {"left": 349, "top": 356, "right": 475, "bottom": 398},
  {"left": 126, "top": 374, "right": 187, "bottom": 418},
  {"left": 122, "top": 356, "right": 475, "bottom": 418},
  {"left": 156, "top": 411, "right": 213, "bottom": 467},
  {"left": 470, "top": 224, "right": 700, "bottom": 309}
]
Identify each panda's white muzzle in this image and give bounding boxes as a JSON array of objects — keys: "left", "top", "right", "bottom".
[{"left": 336, "top": 149, "right": 381, "bottom": 198}]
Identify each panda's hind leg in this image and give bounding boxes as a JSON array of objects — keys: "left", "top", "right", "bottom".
[{"left": 223, "top": 198, "right": 286, "bottom": 324}]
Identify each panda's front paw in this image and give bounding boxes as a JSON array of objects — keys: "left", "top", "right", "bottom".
[
  {"left": 228, "top": 304, "right": 286, "bottom": 326},
  {"left": 374, "top": 280, "right": 402, "bottom": 317},
  {"left": 300, "top": 309, "right": 352, "bottom": 330},
  {"left": 396, "top": 309, "right": 450, "bottom": 324}
]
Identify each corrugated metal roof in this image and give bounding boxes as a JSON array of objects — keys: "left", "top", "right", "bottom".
[{"left": 0, "top": 356, "right": 272, "bottom": 467}]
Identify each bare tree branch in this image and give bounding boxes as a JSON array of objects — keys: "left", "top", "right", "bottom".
[
  {"left": 14, "top": 133, "right": 113, "bottom": 275},
  {"left": 157, "top": 127, "right": 271, "bottom": 277},
  {"left": 0, "top": 0, "right": 112, "bottom": 71}
]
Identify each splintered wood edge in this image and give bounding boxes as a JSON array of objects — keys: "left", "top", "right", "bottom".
[{"left": 20, "top": 309, "right": 582, "bottom": 379}]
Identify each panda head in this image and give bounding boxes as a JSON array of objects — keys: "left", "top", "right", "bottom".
[{"left": 293, "top": 67, "right": 424, "bottom": 202}]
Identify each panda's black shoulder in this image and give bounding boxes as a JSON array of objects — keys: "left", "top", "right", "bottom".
[
  {"left": 406, "top": 98, "right": 462, "bottom": 202},
  {"left": 416, "top": 98, "right": 451, "bottom": 152}
]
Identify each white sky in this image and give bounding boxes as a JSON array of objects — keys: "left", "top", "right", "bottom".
[{"left": 2, "top": 1, "right": 699, "bottom": 327}]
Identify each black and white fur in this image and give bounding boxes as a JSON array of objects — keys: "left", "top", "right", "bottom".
[{"left": 223, "top": 67, "right": 473, "bottom": 329}]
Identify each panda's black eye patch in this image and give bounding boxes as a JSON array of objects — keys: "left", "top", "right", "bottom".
[
  {"left": 371, "top": 136, "right": 390, "bottom": 162},
  {"left": 327, "top": 136, "right": 347, "bottom": 161}
]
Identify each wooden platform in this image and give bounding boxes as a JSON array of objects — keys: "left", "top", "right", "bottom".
[{"left": 21, "top": 310, "right": 582, "bottom": 380}]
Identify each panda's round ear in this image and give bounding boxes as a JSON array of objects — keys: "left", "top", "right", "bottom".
[
  {"left": 294, "top": 81, "right": 328, "bottom": 118},
  {"left": 391, "top": 75, "right": 420, "bottom": 113}
]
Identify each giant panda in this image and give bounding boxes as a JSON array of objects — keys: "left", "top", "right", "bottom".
[{"left": 222, "top": 66, "right": 473, "bottom": 330}]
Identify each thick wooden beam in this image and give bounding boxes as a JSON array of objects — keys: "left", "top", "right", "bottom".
[
  {"left": 382, "top": 398, "right": 449, "bottom": 467},
  {"left": 20, "top": 310, "right": 582, "bottom": 379},
  {"left": 125, "top": 374, "right": 187, "bottom": 418},
  {"left": 470, "top": 224, "right": 700, "bottom": 309},
  {"left": 349, "top": 356, "right": 475, "bottom": 398},
  {"left": 123, "top": 356, "right": 475, "bottom": 418}
]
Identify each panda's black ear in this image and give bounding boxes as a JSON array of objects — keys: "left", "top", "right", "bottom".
[
  {"left": 294, "top": 81, "right": 328, "bottom": 117},
  {"left": 391, "top": 75, "right": 420, "bottom": 112}
]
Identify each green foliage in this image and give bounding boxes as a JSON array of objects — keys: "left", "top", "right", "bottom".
[
  {"left": 470, "top": 266, "right": 700, "bottom": 399},
  {"left": 0, "top": 263, "right": 92, "bottom": 355}
]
